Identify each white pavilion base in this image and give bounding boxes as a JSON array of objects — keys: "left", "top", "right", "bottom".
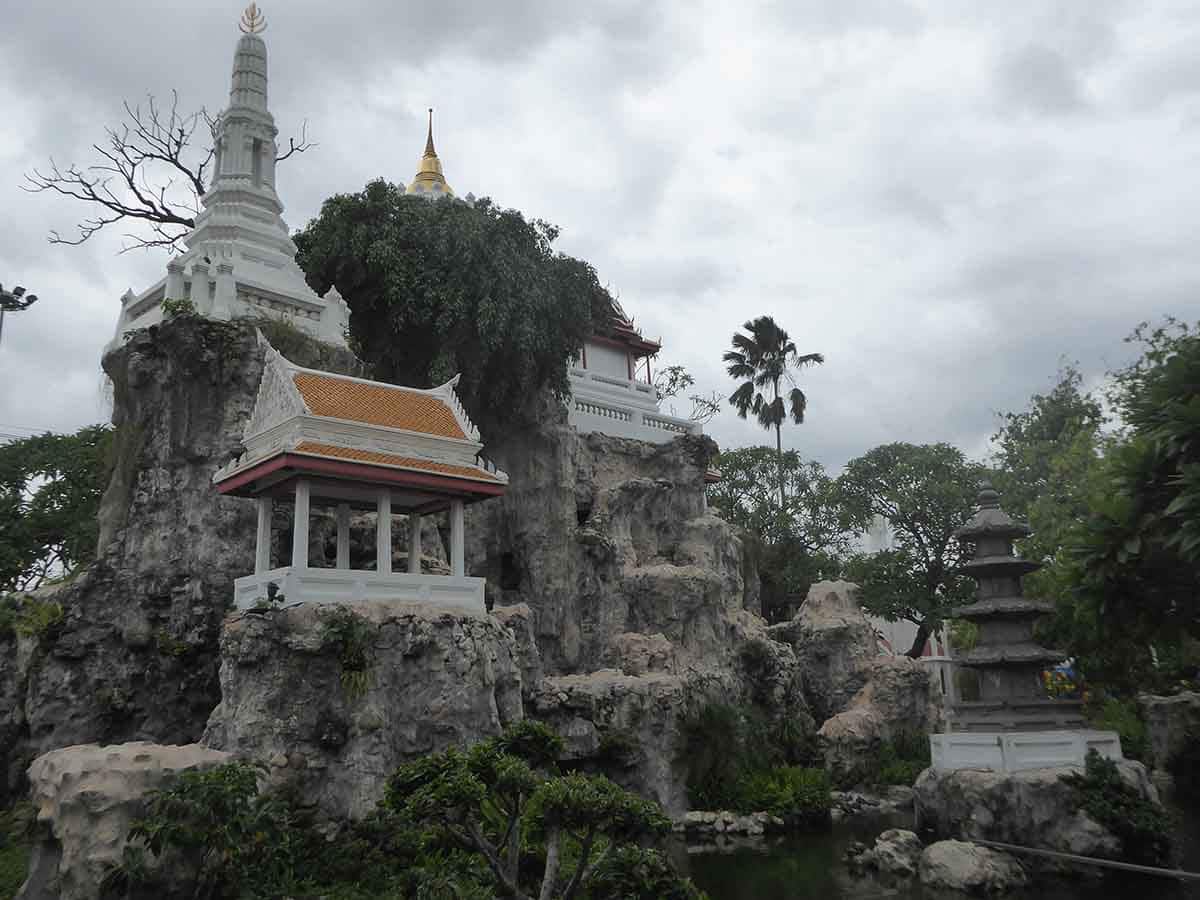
[
  {"left": 929, "top": 730, "right": 1123, "bottom": 773},
  {"left": 234, "top": 566, "right": 485, "bottom": 614}
]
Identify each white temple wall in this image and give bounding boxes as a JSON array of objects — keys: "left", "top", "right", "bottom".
[{"left": 583, "top": 341, "right": 631, "bottom": 380}]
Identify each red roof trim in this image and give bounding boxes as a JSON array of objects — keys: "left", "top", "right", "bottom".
[{"left": 215, "top": 453, "right": 506, "bottom": 500}]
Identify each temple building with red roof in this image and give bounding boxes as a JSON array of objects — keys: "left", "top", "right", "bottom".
[
  {"left": 213, "top": 338, "right": 507, "bottom": 612},
  {"left": 401, "top": 122, "right": 704, "bottom": 445}
]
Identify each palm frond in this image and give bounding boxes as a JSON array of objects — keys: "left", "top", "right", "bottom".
[{"left": 788, "top": 387, "right": 808, "bottom": 424}]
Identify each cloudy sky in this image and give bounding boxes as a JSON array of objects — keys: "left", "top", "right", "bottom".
[{"left": 2, "top": 0, "right": 1197, "bottom": 469}]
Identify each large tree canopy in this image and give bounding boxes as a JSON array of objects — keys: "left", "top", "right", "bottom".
[
  {"left": 0, "top": 426, "right": 112, "bottom": 593},
  {"left": 837, "top": 442, "right": 985, "bottom": 657},
  {"left": 1059, "top": 320, "right": 1200, "bottom": 689},
  {"left": 708, "top": 446, "right": 852, "bottom": 619},
  {"left": 294, "top": 181, "right": 613, "bottom": 437}
]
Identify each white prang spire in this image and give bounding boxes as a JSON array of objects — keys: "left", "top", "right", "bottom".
[{"left": 106, "top": 4, "right": 350, "bottom": 353}]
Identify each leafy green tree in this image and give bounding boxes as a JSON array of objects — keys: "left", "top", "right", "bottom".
[
  {"left": 387, "top": 720, "right": 700, "bottom": 900},
  {"left": 723, "top": 316, "right": 823, "bottom": 508},
  {"left": 990, "top": 365, "right": 1107, "bottom": 592},
  {"left": 837, "top": 443, "right": 984, "bottom": 657},
  {"left": 0, "top": 425, "right": 112, "bottom": 593},
  {"left": 294, "top": 180, "right": 613, "bottom": 437},
  {"left": 708, "top": 446, "right": 851, "bottom": 617},
  {"left": 1059, "top": 320, "right": 1200, "bottom": 689}
]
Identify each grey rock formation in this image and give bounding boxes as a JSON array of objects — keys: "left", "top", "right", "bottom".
[
  {"left": 857, "top": 828, "right": 924, "bottom": 878},
  {"left": 203, "top": 600, "right": 528, "bottom": 819},
  {"left": 914, "top": 762, "right": 1157, "bottom": 857},
  {"left": 19, "top": 741, "right": 231, "bottom": 900},
  {"left": 818, "top": 657, "right": 939, "bottom": 784},
  {"left": 467, "top": 420, "right": 751, "bottom": 675},
  {"left": 0, "top": 319, "right": 360, "bottom": 804},
  {"left": 919, "top": 840, "right": 1027, "bottom": 894},
  {"left": 1138, "top": 690, "right": 1200, "bottom": 771},
  {"left": 768, "top": 580, "right": 878, "bottom": 721},
  {"left": 530, "top": 669, "right": 730, "bottom": 816}
]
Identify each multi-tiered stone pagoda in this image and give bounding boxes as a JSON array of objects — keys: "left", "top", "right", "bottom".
[
  {"left": 931, "top": 484, "right": 1122, "bottom": 772},
  {"left": 107, "top": 4, "right": 349, "bottom": 352}
]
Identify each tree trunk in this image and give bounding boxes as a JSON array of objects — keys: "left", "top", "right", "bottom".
[
  {"left": 539, "top": 827, "right": 562, "bottom": 900},
  {"left": 906, "top": 619, "right": 933, "bottom": 659}
]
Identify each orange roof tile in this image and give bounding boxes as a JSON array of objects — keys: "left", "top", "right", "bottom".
[
  {"left": 293, "top": 442, "right": 501, "bottom": 483},
  {"left": 293, "top": 372, "right": 466, "bottom": 440}
]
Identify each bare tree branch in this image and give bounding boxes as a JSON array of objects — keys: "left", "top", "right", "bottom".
[
  {"left": 24, "top": 91, "right": 315, "bottom": 254},
  {"left": 276, "top": 118, "right": 316, "bottom": 162}
]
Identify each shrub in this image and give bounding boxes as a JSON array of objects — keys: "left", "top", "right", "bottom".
[
  {"left": 14, "top": 599, "right": 64, "bottom": 641},
  {"left": 1062, "top": 749, "right": 1172, "bottom": 866},
  {"left": 736, "top": 766, "right": 831, "bottom": 825},
  {"left": 833, "top": 730, "right": 931, "bottom": 789},
  {"left": 318, "top": 606, "right": 376, "bottom": 700},
  {"left": 1086, "top": 696, "right": 1149, "bottom": 763},
  {"left": 583, "top": 846, "right": 708, "bottom": 900},
  {"left": 0, "top": 805, "right": 33, "bottom": 899},
  {"left": 160, "top": 297, "right": 197, "bottom": 318}
]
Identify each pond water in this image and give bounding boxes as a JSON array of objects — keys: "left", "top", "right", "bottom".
[{"left": 678, "top": 799, "right": 1200, "bottom": 900}]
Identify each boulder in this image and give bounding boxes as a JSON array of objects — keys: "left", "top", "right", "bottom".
[
  {"left": 1138, "top": 691, "right": 1200, "bottom": 771},
  {"left": 19, "top": 741, "right": 231, "bottom": 900},
  {"left": 919, "top": 840, "right": 1027, "bottom": 894},
  {"left": 818, "top": 656, "right": 939, "bottom": 784},
  {"left": 203, "top": 600, "right": 528, "bottom": 819},
  {"left": 915, "top": 762, "right": 1157, "bottom": 858},
  {"left": 768, "top": 580, "right": 878, "bottom": 721},
  {"left": 867, "top": 828, "right": 924, "bottom": 877}
]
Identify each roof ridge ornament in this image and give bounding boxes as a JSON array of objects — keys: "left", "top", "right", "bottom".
[{"left": 239, "top": 3, "right": 267, "bottom": 34}]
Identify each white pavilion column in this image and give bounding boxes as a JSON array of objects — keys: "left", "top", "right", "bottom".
[
  {"left": 291, "top": 480, "right": 310, "bottom": 569},
  {"left": 255, "top": 497, "right": 272, "bottom": 574},
  {"left": 408, "top": 514, "right": 422, "bottom": 575},
  {"left": 376, "top": 489, "right": 392, "bottom": 575},
  {"left": 336, "top": 503, "right": 350, "bottom": 570},
  {"left": 449, "top": 499, "right": 465, "bottom": 577}
]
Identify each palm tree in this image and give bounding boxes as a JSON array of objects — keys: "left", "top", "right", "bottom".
[{"left": 724, "top": 316, "right": 824, "bottom": 508}]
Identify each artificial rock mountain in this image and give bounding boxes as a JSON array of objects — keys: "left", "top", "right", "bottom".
[{"left": 3, "top": 317, "right": 933, "bottom": 826}]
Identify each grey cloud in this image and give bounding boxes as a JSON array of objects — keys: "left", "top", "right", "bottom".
[{"left": 995, "top": 44, "right": 1088, "bottom": 115}]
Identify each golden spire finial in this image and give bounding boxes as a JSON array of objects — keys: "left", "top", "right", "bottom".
[
  {"left": 424, "top": 108, "right": 437, "bottom": 158},
  {"left": 239, "top": 3, "right": 267, "bottom": 34}
]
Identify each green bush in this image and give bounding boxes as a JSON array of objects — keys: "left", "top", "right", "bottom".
[
  {"left": 318, "top": 606, "right": 376, "bottom": 700},
  {"left": 1086, "top": 696, "right": 1149, "bottom": 763},
  {"left": 113, "top": 723, "right": 700, "bottom": 900},
  {"left": 833, "top": 730, "right": 931, "bottom": 789},
  {"left": 160, "top": 297, "right": 197, "bottom": 318},
  {"left": 14, "top": 599, "right": 64, "bottom": 642},
  {"left": 1062, "top": 749, "right": 1172, "bottom": 866},
  {"left": 583, "top": 846, "right": 707, "bottom": 900},
  {"left": 736, "top": 766, "right": 831, "bottom": 825},
  {"left": 0, "top": 805, "right": 33, "bottom": 900}
]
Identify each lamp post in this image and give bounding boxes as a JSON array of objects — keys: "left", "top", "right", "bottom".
[{"left": 0, "top": 283, "right": 40, "bottom": 349}]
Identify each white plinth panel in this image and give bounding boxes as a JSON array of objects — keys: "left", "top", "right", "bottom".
[
  {"left": 234, "top": 566, "right": 485, "bottom": 614},
  {"left": 929, "top": 730, "right": 1123, "bottom": 773},
  {"left": 568, "top": 369, "right": 701, "bottom": 445}
]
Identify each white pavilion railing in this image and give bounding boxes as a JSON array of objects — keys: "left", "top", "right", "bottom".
[
  {"left": 234, "top": 566, "right": 485, "bottom": 614},
  {"left": 567, "top": 369, "right": 700, "bottom": 444}
]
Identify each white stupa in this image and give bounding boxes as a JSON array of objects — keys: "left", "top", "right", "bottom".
[{"left": 107, "top": 4, "right": 349, "bottom": 352}]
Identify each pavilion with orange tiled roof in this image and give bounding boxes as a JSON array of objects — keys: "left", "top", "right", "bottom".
[{"left": 213, "top": 337, "right": 507, "bottom": 612}]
